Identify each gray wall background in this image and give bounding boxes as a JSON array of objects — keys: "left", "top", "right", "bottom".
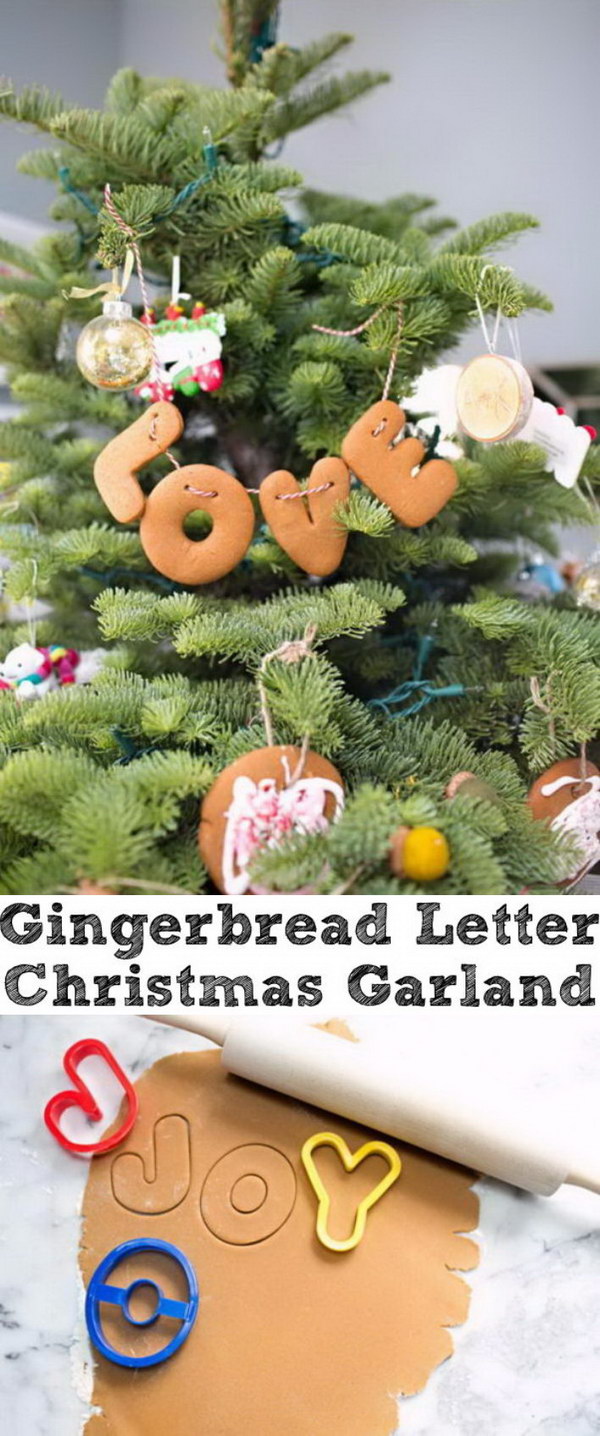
[
  {"left": 1, "top": 0, "right": 118, "bottom": 227},
  {"left": 1, "top": 0, "right": 599, "bottom": 365}
]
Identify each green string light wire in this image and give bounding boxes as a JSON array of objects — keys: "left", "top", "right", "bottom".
[
  {"left": 369, "top": 631, "right": 475, "bottom": 718},
  {"left": 79, "top": 565, "right": 184, "bottom": 593},
  {"left": 370, "top": 679, "right": 469, "bottom": 718},
  {"left": 111, "top": 727, "right": 161, "bottom": 766},
  {"left": 249, "top": 3, "right": 281, "bottom": 63},
  {"left": 59, "top": 134, "right": 219, "bottom": 229}
]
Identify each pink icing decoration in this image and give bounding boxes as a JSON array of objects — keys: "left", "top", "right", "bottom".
[{"left": 221, "top": 761, "right": 344, "bottom": 895}]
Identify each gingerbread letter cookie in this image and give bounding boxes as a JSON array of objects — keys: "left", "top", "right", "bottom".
[
  {"left": 140, "top": 464, "right": 255, "bottom": 586},
  {"left": 94, "top": 404, "right": 255, "bottom": 585},
  {"left": 342, "top": 399, "right": 457, "bottom": 527},
  {"left": 259, "top": 458, "right": 350, "bottom": 576},
  {"left": 94, "top": 401, "right": 184, "bottom": 524}
]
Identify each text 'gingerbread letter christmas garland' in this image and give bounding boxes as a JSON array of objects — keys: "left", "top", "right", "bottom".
[{"left": 93, "top": 399, "right": 458, "bottom": 586}]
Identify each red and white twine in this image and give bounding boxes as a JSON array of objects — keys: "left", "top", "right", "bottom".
[{"left": 312, "top": 300, "right": 404, "bottom": 401}]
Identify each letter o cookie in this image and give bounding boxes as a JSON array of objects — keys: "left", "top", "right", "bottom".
[
  {"left": 139, "top": 465, "right": 255, "bottom": 585},
  {"left": 200, "top": 1144, "right": 297, "bottom": 1245}
]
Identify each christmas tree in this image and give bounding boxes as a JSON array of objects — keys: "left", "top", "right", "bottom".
[{"left": 0, "top": 0, "right": 598, "bottom": 896}]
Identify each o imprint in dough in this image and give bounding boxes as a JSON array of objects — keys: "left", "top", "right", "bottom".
[{"left": 200, "top": 1143, "right": 297, "bottom": 1245}]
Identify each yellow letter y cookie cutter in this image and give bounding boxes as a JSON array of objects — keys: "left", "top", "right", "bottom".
[{"left": 301, "top": 1131, "right": 402, "bottom": 1254}]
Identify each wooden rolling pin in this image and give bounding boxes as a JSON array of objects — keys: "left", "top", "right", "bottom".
[{"left": 145, "top": 1013, "right": 599, "bottom": 1198}]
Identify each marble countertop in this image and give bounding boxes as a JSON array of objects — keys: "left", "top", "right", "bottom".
[{"left": 1, "top": 1012, "right": 600, "bottom": 1436}]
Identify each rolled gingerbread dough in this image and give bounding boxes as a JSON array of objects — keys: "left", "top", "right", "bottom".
[{"left": 80, "top": 1050, "right": 479, "bottom": 1435}]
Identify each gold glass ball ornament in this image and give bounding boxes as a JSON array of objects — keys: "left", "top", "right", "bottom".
[
  {"left": 456, "top": 353, "right": 534, "bottom": 442},
  {"left": 76, "top": 298, "right": 154, "bottom": 390},
  {"left": 573, "top": 553, "right": 600, "bottom": 612}
]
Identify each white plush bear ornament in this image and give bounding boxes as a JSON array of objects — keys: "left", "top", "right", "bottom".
[{"left": 0, "top": 642, "right": 103, "bottom": 699}]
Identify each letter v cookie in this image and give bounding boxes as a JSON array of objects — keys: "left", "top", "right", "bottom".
[
  {"left": 259, "top": 457, "right": 350, "bottom": 576},
  {"left": 342, "top": 399, "right": 457, "bottom": 527}
]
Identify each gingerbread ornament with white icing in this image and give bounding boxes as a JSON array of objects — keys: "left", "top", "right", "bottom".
[
  {"left": 527, "top": 758, "right": 600, "bottom": 883},
  {"left": 199, "top": 745, "right": 344, "bottom": 894}
]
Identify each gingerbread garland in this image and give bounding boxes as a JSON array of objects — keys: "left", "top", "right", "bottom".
[
  {"left": 93, "top": 397, "right": 458, "bottom": 586},
  {"left": 80, "top": 206, "right": 458, "bottom": 582},
  {"left": 90, "top": 279, "right": 458, "bottom": 582}
]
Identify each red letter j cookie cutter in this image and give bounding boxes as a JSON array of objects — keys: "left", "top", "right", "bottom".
[{"left": 44, "top": 1039, "right": 139, "bottom": 1157}]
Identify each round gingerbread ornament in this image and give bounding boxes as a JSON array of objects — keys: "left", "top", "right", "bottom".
[
  {"left": 455, "top": 353, "right": 533, "bottom": 442},
  {"left": 199, "top": 745, "right": 344, "bottom": 894},
  {"left": 527, "top": 758, "right": 600, "bottom": 882}
]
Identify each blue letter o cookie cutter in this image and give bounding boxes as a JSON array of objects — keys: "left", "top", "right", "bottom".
[{"left": 85, "top": 1237, "right": 199, "bottom": 1368}]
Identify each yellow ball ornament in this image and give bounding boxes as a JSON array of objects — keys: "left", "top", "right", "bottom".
[
  {"left": 76, "top": 298, "right": 154, "bottom": 390},
  {"left": 390, "top": 825, "right": 450, "bottom": 883}
]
